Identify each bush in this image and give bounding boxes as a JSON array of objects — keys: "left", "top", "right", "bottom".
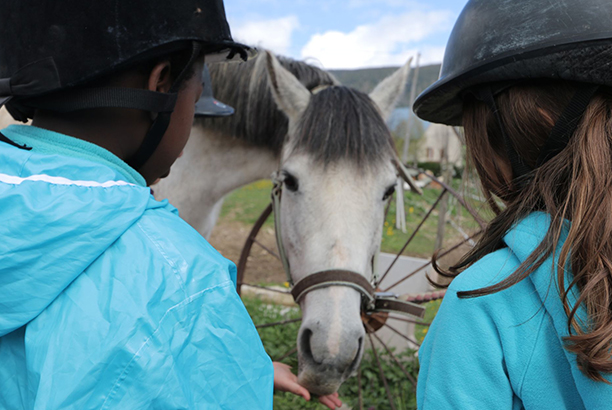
[
  {"left": 243, "top": 297, "right": 420, "bottom": 410},
  {"left": 453, "top": 166, "right": 464, "bottom": 180},
  {"left": 417, "top": 162, "right": 441, "bottom": 176}
]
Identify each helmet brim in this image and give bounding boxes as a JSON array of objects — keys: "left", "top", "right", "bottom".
[
  {"left": 194, "top": 63, "right": 236, "bottom": 117},
  {"left": 195, "top": 96, "right": 235, "bottom": 117}
]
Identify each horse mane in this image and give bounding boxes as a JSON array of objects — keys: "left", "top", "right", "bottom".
[
  {"left": 197, "top": 51, "right": 338, "bottom": 155},
  {"left": 198, "top": 50, "right": 396, "bottom": 166}
]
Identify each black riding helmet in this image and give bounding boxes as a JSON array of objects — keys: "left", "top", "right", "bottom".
[
  {"left": 195, "top": 64, "right": 235, "bottom": 117},
  {"left": 0, "top": 0, "right": 253, "bottom": 170},
  {"left": 413, "top": 0, "right": 612, "bottom": 181}
]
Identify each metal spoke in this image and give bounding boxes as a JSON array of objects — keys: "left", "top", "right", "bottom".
[
  {"left": 358, "top": 367, "right": 363, "bottom": 410},
  {"left": 275, "top": 346, "right": 298, "bottom": 362},
  {"left": 367, "top": 324, "right": 417, "bottom": 386},
  {"left": 381, "top": 230, "right": 483, "bottom": 292},
  {"left": 382, "top": 322, "right": 421, "bottom": 347},
  {"left": 421, "top": 171, "right": 487, "bottom": 229},
  {"left": 236, "top": 204, "right": 274, "bottom": 295},
  {"left": 384, "top": 193, "right": 393, "bottom": 221},
  {"left": 256, "top": 317, "right": 302, "bottom": 329},
  {"left": 253, "top": 238, "right": 281, "bottom": 260},
  {"left": 388, "top": 315, "right": 431, "bottom": 326},
  {"left": 367, "top": 332, "right": 397, "bottom": 410},
  {"left": 239, "top": 283, "right": 291, "bottom": 295},
  {"left": 377, "top": 189, "right": 448, "bottom": 287}
]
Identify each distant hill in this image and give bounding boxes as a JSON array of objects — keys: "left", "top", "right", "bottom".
[{"left": 330, "top": 64, "right": 441, "bottom": 108}]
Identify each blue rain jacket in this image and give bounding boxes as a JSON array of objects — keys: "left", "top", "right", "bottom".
[
  {"left": 0, "top": 125, "right": 274, "bottom": 409},
  {"left": 418, "top": 213, "right": 612, "bottom": 409}
]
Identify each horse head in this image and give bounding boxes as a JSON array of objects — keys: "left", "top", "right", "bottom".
[{"left": 265, "top": 51, "right": 414, "bottom": 395}]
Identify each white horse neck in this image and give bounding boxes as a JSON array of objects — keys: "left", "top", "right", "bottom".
[{"left": 153, "top": 125, "right": 279, "bottom": 239}]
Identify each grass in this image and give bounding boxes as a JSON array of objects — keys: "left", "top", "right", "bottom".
[
  {"left": 218, "top": 179, "right": 485, "bottom": 258},
  {"left": 415, "top": 299, "right": 443, "bottom": 344},
  {"left": 219, "top": 180, "right": 276, "bottom": 227}
]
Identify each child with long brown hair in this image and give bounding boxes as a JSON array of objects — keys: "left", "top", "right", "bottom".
[{"left": 413, "top": 1, "right": 612, "bottom": 409}]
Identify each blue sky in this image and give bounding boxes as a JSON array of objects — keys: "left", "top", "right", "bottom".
[{"left": 223, "top": 0, "right": 469, "bottom": 70}]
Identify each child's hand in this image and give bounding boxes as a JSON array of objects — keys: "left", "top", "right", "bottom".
[
  {"left": 318, "top": 392, "right": 343, "bottom": 409},
  {"left": 273, "top": 362, "right": 343, "bottom": 409}
]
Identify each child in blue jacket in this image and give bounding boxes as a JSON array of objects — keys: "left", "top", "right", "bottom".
[
  {"left": 413, "top": 0, "right": 612, "bottom": 408},
  {"left": 0, "top": 1, "right": 342, "bottom": 408}
]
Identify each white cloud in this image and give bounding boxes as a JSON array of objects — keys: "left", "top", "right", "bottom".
[
  {"left": 300, "top": 11, "right": 452, "bottom": 69},
  {"left": 231, "top": 16, "right": 300, "bottom": 55}
]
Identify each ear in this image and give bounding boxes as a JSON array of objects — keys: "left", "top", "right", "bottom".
[
  {"left": 265, "top": 50, "right": 311, "bottom": 121},
  {"left": 148, "top": 60, "right": 173, "bottom": 93},
  {"left": 369, "top": 58, "right": 413, "bottom": 120}
]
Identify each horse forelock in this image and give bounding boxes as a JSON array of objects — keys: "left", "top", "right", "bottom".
[
  {"left": 291, "top": 86, "right": 396, "bottom": 169},
  {"left": 195, "top": 51, "right": 337, "bottom": 155}
]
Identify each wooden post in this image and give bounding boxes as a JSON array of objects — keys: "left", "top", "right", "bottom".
[
  {"left": 434, "top": 128, "right": 452, "bottom": 252},
  {"left": 402, "top": 53, "right": 421, "bottom": 163}
]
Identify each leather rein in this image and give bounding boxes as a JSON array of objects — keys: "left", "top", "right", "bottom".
[{"left": 271, "top": 158, "right": 426, "bottom": 320}]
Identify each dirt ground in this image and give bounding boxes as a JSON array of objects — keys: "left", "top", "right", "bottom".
[{"left": 209, "top": 220, "right": 287, "bottom": 285}]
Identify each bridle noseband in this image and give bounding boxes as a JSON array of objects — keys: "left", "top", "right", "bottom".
[{"left": 290, "top": 269, "right": 426, "bottom": 318}]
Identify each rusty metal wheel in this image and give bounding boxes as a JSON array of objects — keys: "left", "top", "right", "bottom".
[{"left": 236, "top": 168, "right": 486, "bottom": 410}]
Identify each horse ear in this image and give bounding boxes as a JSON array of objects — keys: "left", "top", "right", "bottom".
[
  {"left": 369, "top": 58, "right": 413, "bottom": 121},
  {"left": 265, "top": 50, "right": 311, "bottom": 121}
]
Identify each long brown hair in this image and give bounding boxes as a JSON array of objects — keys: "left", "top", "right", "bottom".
[{"left": 437, "top": 81, "right": 612, "bottom": 382}]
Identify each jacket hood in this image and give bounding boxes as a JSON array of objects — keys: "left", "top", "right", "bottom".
[
  {"left": 504, "top": 213, "right": 611, "bottom": 406},
  {"left": 0, "top": 126, "right": 160, "bottom": 337}
]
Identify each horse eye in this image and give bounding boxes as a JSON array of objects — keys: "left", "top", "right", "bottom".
[
  {"left": 383, "top": 185, "right": 396, "bottom": 201},
  {"left": 284, "top": 173, "right": 299, "bottom": 192}
]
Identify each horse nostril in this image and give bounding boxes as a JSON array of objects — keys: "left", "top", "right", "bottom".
[
  {"left": 300, "top": 328, "right": 323, "bottom": 365},
  {"left": 349, "top": 336, "right": 364, "bottom": 370}
]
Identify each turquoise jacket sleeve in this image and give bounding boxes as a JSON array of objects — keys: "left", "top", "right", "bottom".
[
  {"left": 417, "top": 287, "right": 520, "bottom": 409},
  {"left": 98, "top": 281, "right": 273, "bottom": 409}
]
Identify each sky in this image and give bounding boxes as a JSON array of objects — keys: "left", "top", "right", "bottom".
[{"left": 223, "top": 0, "right": 469, "bottom": 70}]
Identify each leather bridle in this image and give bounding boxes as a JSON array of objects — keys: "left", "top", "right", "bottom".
[{"left": 271, "top": 157, "right": 426, "bottom": 320}]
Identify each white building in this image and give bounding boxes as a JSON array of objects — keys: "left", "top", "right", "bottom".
[{"left": 417, "top": 124, "right": 464, "bottom": 166}]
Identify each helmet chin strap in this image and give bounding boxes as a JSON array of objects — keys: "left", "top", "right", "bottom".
[
  {"left": 536, "top": 85, "right": 600, "bottom": 167},
  {"left": 127, "top": 42, "right": 203, "bottom": 171},
  {"left": 470, "top": 86, "right": 532, "bottom": 183}
]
